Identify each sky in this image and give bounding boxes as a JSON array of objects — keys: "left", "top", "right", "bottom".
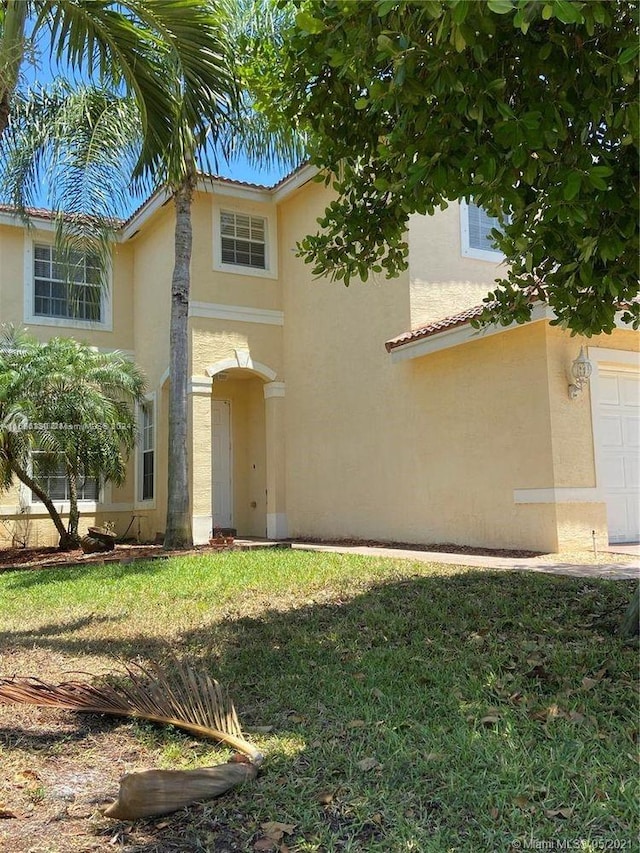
[{"left": 13, "top": 25, "right": 292, "bottom": 216}]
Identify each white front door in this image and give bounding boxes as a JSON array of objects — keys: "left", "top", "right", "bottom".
[
  {"left": 596, "top": 369, "right": 640, "bottom": 543},
  {"left": 212, "top": 400, "right": 232, "bottom": 529}
]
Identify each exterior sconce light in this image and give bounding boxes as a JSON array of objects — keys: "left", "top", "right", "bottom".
[{"left": 568, "top": 347, "right": 593, "bottom": 399}]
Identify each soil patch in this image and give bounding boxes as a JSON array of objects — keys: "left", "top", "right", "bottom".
[
  {"left": 288, "top": 537, "right": 543, "bottom": 559},
  {"left": 0, "top": 544, "right": 225, "bottom": 574}
]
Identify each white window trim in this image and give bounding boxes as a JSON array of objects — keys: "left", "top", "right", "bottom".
[
  {"left": 135, "top": 391, "right": 157, "bottom": 509},
  {"left": 24, "top": 235, "right": 113, "bottom": 330},
  {"left": 212, "top": 202, "right": 278, "bottom": 279},
  {"left": 459, "top": 199, "right": 505, "bottom": 263}
]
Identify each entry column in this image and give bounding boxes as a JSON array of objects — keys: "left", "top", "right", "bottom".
[
  {"left": 190, "top": 376, "right": 213, "bottom": 545},
  {"left": 264, "top": 382, "right": 287, "bottom": 539}
]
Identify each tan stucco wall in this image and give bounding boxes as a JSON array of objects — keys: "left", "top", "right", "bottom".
[
  {"left": 0, "top": 223, "right": 135, "bottom": 350},
  {"left": 408, "top": 204, "right": 505, "bottom": 327},
  {"left": 0, "top": 221, "right": 138, "bottom": 547},
  {"left": 1, "top": 184, "right": 637, "bottom": 554},
  {"left": 542, "top": 325, "right": 639, "bottom": 550}
]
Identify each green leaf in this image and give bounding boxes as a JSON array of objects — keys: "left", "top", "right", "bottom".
[
  {"left": 376, "top": 0, "right": 398, "bottom": 17},
  {"left": 487, "top": 0, "right": 514, "bottom": 14},
  {"left": 295, "top": 11, "right": 326, "bottom": 34},
  {"left": 590, "top": 165, "right": 614, "bottom": 178},
  {"left": 542, "top": 4, "right": 553, "bottom": 20},
  {"left": 563, "top": 172, "right": 582, "bottom": 200},
  {"left": 551, "top": 0, "right": 583, "bottom": 25},
  {"left": 354, "top": 98, "right": 369, "bottom": 110},
  {"left": 451, "top": 1, "right": 469, "bottom": 24},
  {"left": 618, "top": 46, "right": 639, "bottom": 65},
  {"left": 453, "top": 27, "right": 467, "bottom": 52},
  {"left": 377, "top": 33, "right": 396, "bottom": 53}
]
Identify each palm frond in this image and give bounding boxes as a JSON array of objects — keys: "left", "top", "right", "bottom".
[
  {"left": 101, "top": 761, "right": 258, "bottom": 820},
  {"left": 0, "top": 661, "right": 264, "bottom": 766}
]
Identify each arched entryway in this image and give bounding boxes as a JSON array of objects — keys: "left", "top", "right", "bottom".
[{"left": 189, "top": 351, "right": 286, "bottom": 543}]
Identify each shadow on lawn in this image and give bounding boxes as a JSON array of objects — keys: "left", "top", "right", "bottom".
[{"left": 0, "top": 569, "right": 636, "bottom": 852}]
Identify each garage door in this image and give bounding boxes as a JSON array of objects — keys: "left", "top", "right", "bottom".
[{"left": 596, "top": 369, "right": 640, "bottom": 543}]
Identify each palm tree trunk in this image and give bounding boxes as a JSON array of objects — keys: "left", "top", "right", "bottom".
[
  {"left": 66, "top": 464, "right": 80, "bottom": 545},
  {"left": 10, "top": 459, "right": 75, "bottom": 550},
  {"left": 0, "top": 89, "right": 10, "bottom": 137},
  {"left": 0, "top": 0, "right": 28, "bottom": 137},
  {"left": 164, "top": 174, "right": 195, "bottom": 549}
]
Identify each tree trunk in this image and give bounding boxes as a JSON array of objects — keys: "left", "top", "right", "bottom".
[
  {"left": 0, "top": 0, "right": 28, "bottom": 138},
  {"left": 620, "top": 587, "right": 639, "bottom": 637},
  {"left": 66, "top": 464, "right": 81, "bottom": 545},
  {"left": 10, "top": 459, "right": 76, "bottom": 550},
  {"left": 0, "top": 90, "right": 10, "bottom": 137},
  {"left": 164, "top": 174, "right": 195, "bottom": 549}
]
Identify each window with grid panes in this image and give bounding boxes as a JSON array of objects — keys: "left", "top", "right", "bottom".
[
  {"left": 140, "top": 401, "right": 154, "bottom": 501},
  {"left": 31, "top": 452, "right": 99, "bottom": 502},
  {"left": 220, "top": 211, "right": 266, "bottom": 269},
  {"left": 467, "top": 203, "right": 502, "bottom": 252},
  {"left": 33, "top": 244, "right": 102, "bottom": 321}
]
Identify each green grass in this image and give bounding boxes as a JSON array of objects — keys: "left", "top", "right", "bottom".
[{"left": 0, "top": 550, "right": 638, "bottom": 853}]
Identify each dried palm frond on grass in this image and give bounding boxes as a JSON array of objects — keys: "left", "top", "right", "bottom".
[{"left": 0, "top": 661, "right": 263, "bottom": 819}]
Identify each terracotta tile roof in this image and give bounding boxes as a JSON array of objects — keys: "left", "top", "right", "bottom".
[
  {"left": 0, "top": 203, "right": 123, "bottom": 227},
  {"left": 0, "top": 165, "right": 310, "bottom": 232},
  {"left": 0, "top": 203, "right": 57, "bottom": 220},
  {"left": 385, "top": 304, "right": 487, "bottom": 352},
  {"left": 196, "top": 170, "right": 273, "bottom": 192}
]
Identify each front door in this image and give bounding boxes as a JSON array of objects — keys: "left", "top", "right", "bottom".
[{"left": 212, "top": 399, "right": 232, "bottom": 529}]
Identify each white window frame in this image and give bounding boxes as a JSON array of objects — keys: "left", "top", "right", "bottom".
[
  {"left": 212, "top": 202, "right": 278, "bottom": 279},
  {"left": 135, "top": 392, "right": 157, "bottom": 508},
  {"left": 460, "top": 200, "right": 505, "bottom": 263},
  {"left": 24, "top": 235, "right": 113, "bottom": 330}
]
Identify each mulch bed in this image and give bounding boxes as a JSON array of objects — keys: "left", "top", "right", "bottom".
[
  {"left": 0, "top": 544, "right": 218, "bottom": 574},
  {"left": 287, "top": 537, "right": 543, "bottom": 559}
]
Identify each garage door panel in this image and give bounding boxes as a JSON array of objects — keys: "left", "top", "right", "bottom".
[
  {"left": 599, "top": 415, "right": 623, "bottom": 448},
  {"left": 600, "top": 455, "right": 626, "bottom": 488},
  {"left": 599, "top": 374, "right": 620, "bottom": 405},
  {"left": 596, "top": 367, "right": 640, "bottom": 543},
  {"left": 625, "top": 455, "right": 639, "bottom": 487},
  {"left": 620, "top": 375, "right": 640, "bottom": 406},
  {"left": 622, "top": 416, "right": 640, "bottom": 446}
]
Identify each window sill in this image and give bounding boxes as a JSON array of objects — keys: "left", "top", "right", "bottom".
[
  {"left": 461, "top": 246, "right": 505, "bottom": 264},
  {"left": 24, "top": 314, "right": 112, "bottom": 331},
  {"left": 213, "top": 261, "right": 277, "bottom": 280}
]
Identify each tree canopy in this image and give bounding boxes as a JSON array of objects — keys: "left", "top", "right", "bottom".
[
  {"left": 0, "top": 0, "right": 234, "bottom": 180},
  {"left": 280, "top": 0, "right": 639, "bottom": 335}
]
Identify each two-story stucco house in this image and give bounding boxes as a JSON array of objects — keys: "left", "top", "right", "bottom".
[{"left": 0, "top": 165, "right": 638, "bottom": 553}]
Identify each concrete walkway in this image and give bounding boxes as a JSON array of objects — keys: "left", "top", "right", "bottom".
[{"left": 288, "top": 542, "right": 640, "bottom": 581}]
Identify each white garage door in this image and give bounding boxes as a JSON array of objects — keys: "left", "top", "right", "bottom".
[{"left": 596, "top": 369, "right": 640, "bottom": 543}]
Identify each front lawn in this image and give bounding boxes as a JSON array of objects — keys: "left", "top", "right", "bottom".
[{"left": 0, "top": 551, "right": 637, "bottom": 852}]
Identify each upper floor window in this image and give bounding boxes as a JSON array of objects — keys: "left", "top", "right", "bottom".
[
  {"left": 220, "top": 211, "right": 267, "bottom": 270},
  {"left": 33, "top": 244, "right": 102, "bottom": 322},
  {"left": 460, "top": 201, "right": 505, "bottom": 263},
  {"left": 212, "top": 201, "right": 278, "bottom": 279}
]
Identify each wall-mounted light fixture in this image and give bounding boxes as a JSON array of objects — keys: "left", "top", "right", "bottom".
[{"left": 568, "top": 346, "right": 593, "bottom": 399}]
